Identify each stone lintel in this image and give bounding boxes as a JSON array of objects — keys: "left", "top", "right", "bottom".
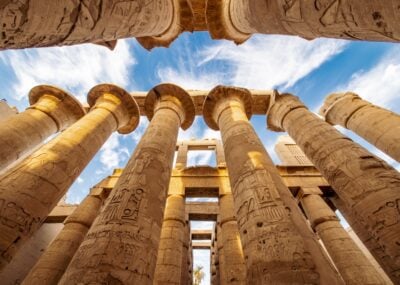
[
  {"left": 45, "top": 205, "right": 77, "bottom": 223},
  {"left": 192, "top": 241, "right": 211, "bottom": 250},
  {"left": 191, "top": 230, "right": 212, "bottom": 240},
  {"left": 186, "top": 202, "right": 219, "bottom": 221}
]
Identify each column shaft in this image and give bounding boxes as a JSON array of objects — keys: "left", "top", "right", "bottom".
[
  {"left": 204, "top": 86, "right": 343, "bottom": 285},
  {"left": 154, "top": 194, "right": 186, "bottom": 285},
  {"left": 207, "top": 0, "right": 400, "bottom": 43},
  {"left": 0, "top": 86, "right": 84, "bottom": 171},
  {"left": 320, "top": 92, "right": 400, "bottom": 162},
  {"left": 180, "top": 222, "right": 190, "bottom": 285},
  {"left": 22, "top": 194, "right": 103, "bottom": 285},
  {"left": 216, "top": 223, "right": 227, "bottom": 285},
  {"left": 300, "top": 188, "right": 385, "bottom": 284},
  {"left": 268, "top": 93, "right": 400, "bottom": 282},
  {"left": 59, "top": 84, "right": 194, "bottom": 285},
  {"left": 0, "top": 85, "right": 137, "bottom": 269}
]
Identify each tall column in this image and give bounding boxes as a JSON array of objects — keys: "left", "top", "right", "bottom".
[
  {"left": 180, "top": 221, "right": 190, "bottom": 285},
  {"left": 0, "top": 84, "right": 139, "bottom": 269},
  {"left": 216, "top": 221, "right": 226, "bottom": 285},
  {"left": 154, "top": 194, "right": 186, "bottom": 284},
  {"left": 267, "top": 93, "right": 400, "bottom": 282},
  {"left": 330, "top": 195, "right": 399, "bottom": 284},
  {"left": 22, "top": 188, "right": 107, "bottom": 285},
  {"left": 176, "top": 143, "right": 189, "bottom": 170},
  {"left": 203, "top": 86, "right": 343, "bottom": 285},
  {"left": 219, "top": 193, "right": 246, "bottom": 284},
  {"left": 0, "top": 85, "right": 85, "bottom": 171},
  {"left": 299, "top": 187, "right": 385, "bottom": 284},
  {"left": 59, "top": 83, "right": 195, "bottom": 285},
  {"left": 206, "top": 0, "right": 400, "bottom": 44},
  {"left": 0, "top": 1, "right": 193, "bottom": 50},
  {"left": 320, "top": 92, "right": 400, "bottom": 162}
]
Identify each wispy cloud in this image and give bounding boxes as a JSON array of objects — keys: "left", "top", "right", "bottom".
[
  {"left": 99, "top": 133, "right": 130, "bottom": 171},
  {"left": 0, "top": 40, "right": 136, "bottom": 102}
]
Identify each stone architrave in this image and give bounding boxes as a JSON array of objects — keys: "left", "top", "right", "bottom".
[
  {"left": 0, "top": 84, "right": 139, "bottom": 269},
  {"left": 0, "top": 85, "right": 85, "bottom": 171},
  {"left": 299, "top": 187, "right": 385, "bottom": 285},
  {"left": 0, "top": 0, "right": 193, "bottom": 51},
  {"left": 206, "top": 0, "right": 400, "bottom": 44},
  {"left": 320, "top": 92, "right": 400, "bottom": 162},
  {"left": 22, "top": 189, "right": 107, "bottom": 285},
  {"left": 203, "top": 86, "right": 343, "bottom": 285},
  {"left": 154, "top": 194, "right": 186, "bottom": 285},
  {"left": 59, "top": 84, "right": 195, "bottom": 285},
  {"left": 219, "top": 193, "right": 246, "bottom": 284},
  {"left": 267, "top": 93, "right": 400, "bottom": 281}
]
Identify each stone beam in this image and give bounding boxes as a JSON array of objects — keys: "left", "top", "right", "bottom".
[
  {"left": 186, "top": 202, "right": 219, "bottom": 221},
  {"left": 191, "top": 230, "right": 212, "bottom": 240},
  {"left": 132, "top": 89, "right": 274, "bottom": 116},
  {"left": 192, "top": 241, "right": 211, "bottom": 250}
]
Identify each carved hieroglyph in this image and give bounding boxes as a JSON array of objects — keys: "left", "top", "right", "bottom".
[
  {"left": 219, "top": 192, "right": 246, "bottom": 284},
  {"left": 59, "top": 84, "right": 195, "bottom": 285},
  {"left": 320, "top": 92, "right": 400, "bottom": 162},
  {"left": 0, "top": 85, "right": 85, "bottom": 171},
  {"left": 207, "top": 0, "right": 400, "bottom": 43},
  {"left": 21, "top": 191, "right": 105, "bottom": 285},
  {"left": 0, "top": 83, "right": 139, "bottom": 269},
  {"left": 267, "top": 93, "right": 400, "bottom": 283},
  {"left": 203, "top": 86, "right": 343, "bottom": 285},
  {"left": 299, "top": 187, "right": 385, "bottom": 285},
  {"left": 0, "top": 0, "right": 193, "bottom": 50},
  {"left": 154, "top": 194, "right": 186, "bottom": 285}
]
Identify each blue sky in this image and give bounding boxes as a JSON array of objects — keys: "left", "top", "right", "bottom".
[{"left": 1, "top": 31, "right": 400, "bottom": 284}]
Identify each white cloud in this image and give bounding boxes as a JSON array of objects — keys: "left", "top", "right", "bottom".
[
  {"left": 199, "top": 35, "right": 347, "bottom": 89},
  {"left": 99, "top": 133, "right": 130, "bottom": 171},
  {"left": 76, "top": 176, "right": 84, "bottom": 184},
  {"left": 0, "top": 39, "right": 136, "bottom": 102}
]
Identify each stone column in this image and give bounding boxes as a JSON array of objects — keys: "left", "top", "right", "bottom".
[
  {"left": 154, "top": 194, "right": 186, "bottom": 284},
  {"left": 216, "top": 222, "right": 226, "bottom": 285},
  {"left": 176, "top": 143, "right": 189, "bottom": 170},
  {"left": 0, "top": 84, "right": 139, "bottom": 269},
  {"left": 219, "top": 193, "right": 246, "bottom": 284},
  {"left": 206, "top": 0, "right": 400, "bottom": 44},
  {"left": 0, "top": 1, "right": 193, "bottom": 50},
  {"left": 267, "top": 93, "right": 400, "bottom": 282},
  {"left": 22, "top": 188, "right": 107, "bottom": 285},
  {"left": 203, "top": 86, "right": 343, "bottom": 285},
  {"left": 320, "top": 92, "right": 400, "bottom": 162},
  {"left": 180, "top": 221, "right": 190, "bottom": 285},
  {"left": 59, "top": 83, "right": 195, "bottom": 285},
  {"left": 0, "top": 85, "right": 85, "bottom": 171},
  {"left": 299, "top": 187, "right": 385, "bottom": 284}
]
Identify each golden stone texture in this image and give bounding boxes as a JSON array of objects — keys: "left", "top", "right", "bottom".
[
  {"left": 268, "top": 93, "right": 400, "bottom": 283},
  {"left": 0, "top": 85, "right": 85, "bottom": 171},
  {"left": 0, "top": 83, "right": 139, "bottom": 269},
  {"left": 203, "top": 86, "right": 343, "bottom": 285},
  {"left": 59, "top": 83, "right": 195, "bottom": 285},
  {"left": 320, "top": 92, "right": 400, "bottom": 162}
]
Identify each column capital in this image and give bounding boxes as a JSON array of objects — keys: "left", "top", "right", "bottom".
[
  {"left": 206, "top": 0, "right": 250, "bottom": 43},
  {"left": 203, "top": 85, "right": 252, "bottom": 130},
  {"left": 137, "top": 0, "right": 193, "bottom": 50},
  {"left": 319, "top": 92, "right": 367, "bottom": 126},
  {"left": 28, "top": 85, "right": 86, "bottom": 131},
  {"left": 88, "top": 84, "right": 140, "bottom": 134},
  {"left": 267, "top": 93, "right": 306, "bottom": 132},
  {"left": 145, "top": 83, "right": 195, "bottom": 130}
]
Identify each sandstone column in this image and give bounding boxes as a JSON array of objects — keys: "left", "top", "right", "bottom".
[
  {"left": 219, "top": 193, "right": 246, "bottom": 284},
  {"left": 0, "top": 0, "right": 193, "bottom": 50},
  {"left": 267, "top": 93, "right": 400, "bottom": 282},
  {"left": 299, "top": 186, "right": 385, "bottom": 284},
  {"left": 203, "top": 86, "right": 343, "bottom": 284},
  {"left": 154, "top": 194, "right": 186, "bottom": 284},
  {"left": 0, "top": 85, "right": 85, "bottom": 171},
  {"left": 216, "top": 221, "right": 226, "bottom": 285},
  {"left": 320, "top": 92, "right": 400, "bottom": 162},
  {"left": 180, "top": 221, "right": 190, "bottom": 285},
  {"left": 59, "top": 83, "right": 195, "bottom": 285},
  {"left": 206, "top": 0, "right": 400, "bottom": 44},
  {"left": 22, "top": 188, "right": 108, "bottom": 285},
  {"left": 0, "top": 84, "right": 139, "bottom": 269}
]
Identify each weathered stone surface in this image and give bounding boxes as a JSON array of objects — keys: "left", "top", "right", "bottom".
[
  {"left": 0, "top": 0, "right": 190, "bottom": 50},
  {"left": 0, "top": 85, "right": 85, "bottom": 171},
  {"left": 0, "top": 84, "right": 138, "bottom": 269},
  {"left": 320, "top": 92, "right": 400, "bottom": 162},
  {"left": 22, "top": 193, "right": 104, "bottom": 285},
  {"left": 180, "top": 221, "right": 190, "bottom": 285},
  {"left": 299, "top": 187, "right": 385, "bottom": 285},
  {"left": 204, "top": 86, "right": 343, "bottom": 284},
  {"left": 268, "top": 93, "right": 400, "bottom": 282},
  {"left": 207, "top": 0, "right": 400, "bottom": 43},
  {"left": 59, "top": 83, "right": 194, "bottom": 285}
]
